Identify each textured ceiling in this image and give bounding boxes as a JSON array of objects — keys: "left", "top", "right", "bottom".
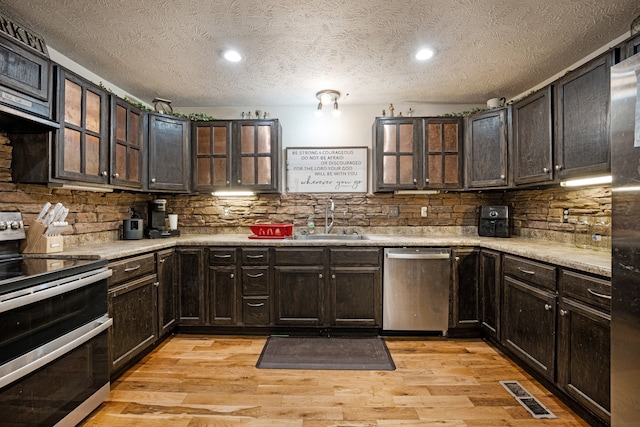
[{"left": 1, "top": 0, "right": 639, "bottom": 108}]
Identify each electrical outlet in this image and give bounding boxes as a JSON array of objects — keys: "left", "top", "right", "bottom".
[
  {"left": 562, "top": 208, "right": 569, "bottom": 223},
  {"left": 421, "top": 207, "right": 428, "bottom": 217},
  {"left": 389, "top": 206, "right": 399, "bottom": 217}
]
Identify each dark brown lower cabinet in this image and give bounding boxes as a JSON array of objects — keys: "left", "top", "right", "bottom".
[
  {"left": 208, "top": 264, "right": 237, "bottom": 325},
  {"left": 156, "top": 249, "right": 177, "bottom": 338},
  {"left": 450, "top": 248, "right": 480, "bottom": 333},
  {"left": 558, "top": 297, "right": 611, "bottom": 423},
  {"left": 479, "top": 249, "right": 501, "bottom": 340},
  {"left": 557, "top": 268, "right": 611, "bottom": 424},
  {"left": 274, "top": 264, "right": 325, "bottom": 326},
  {"left": 177, "top": 247, "right": 206, "bottom": 326},
  {"left": 330, "top": 248, "right": 381, "bottom": 327},
  {"left": 108, "top": 274, "right": 157, "bottom": 375},
  {"left": 502, "top": 275, "right": 557, "bottom": 382},
  {"left": 273, "top": 247, "right": 382, "bottom": 328}
]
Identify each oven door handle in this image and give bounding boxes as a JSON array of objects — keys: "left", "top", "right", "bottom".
[
  {"left": 0, "top": 315, "right": 113, "bottom": 389},
  {"left": 0, "top": 267, "right": 113, "bottom": 314}
]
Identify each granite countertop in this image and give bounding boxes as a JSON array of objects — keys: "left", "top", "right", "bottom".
[{"left": 53, "top": 233, "right": 612, "bottom": 278}]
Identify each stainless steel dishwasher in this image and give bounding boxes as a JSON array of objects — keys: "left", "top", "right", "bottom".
[{"left": 383, "top": 248, "right": 451, "bottom": 334}]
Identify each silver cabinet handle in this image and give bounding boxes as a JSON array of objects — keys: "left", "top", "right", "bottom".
[
  {"left": 543, "top": 167, "right": 549, "bottom": 173},
  {"left": 500, "top": 174, "right": 506, "bottom": 180},
  {"left": 544, "top": 303, "right": 552, "bottom": 311},
  {"left": 555, "top": 165, "right": 562, "bottom": 171},
  {"left": 246, "top": 254, "right": 264, "bottom": 259},
  {"left": 413, "top": 178, "right": 417, "bottom": 184},
  {"left": 560, "top": 309, "right": 567, "bottom": 316},
  {"left": 517, "top": 267, "right": 535, "bottom": 275},
  {"left": 124, "top": 264, "right": 141, "bottom": 272},
  {"left": 154, "top": 281, "right": 159, "bottom": 287},
  {"left": 214, "top": 254, "right": 232, "bottom": 258},
  {"left": 588, "top": 288, "right": 612, "bottom": 300},
  {"left": 230, "top": 273, "right": 234, "bottom": 279},
  {"left": 159, "top": 258, "right": 166, "bottom": 264},
  {"left": 319, "top": 274, "right": 323, "bottom": 279},
  {"left": 247, "top": 302, "right": 264, "bottom": 307},
  {"left": 151, "top": 178, "right": 156, "bottom": 183},
  {"left": 247, "top": 272, "right": 264, "bottom": 278},
  {"left": 101, "top": 171, "right": 108, "bottom": 177},
  {"left": 237, "top": 179, "right": 241, "bottom": 184},
  {"left": 331, "top": 274, "right": 336, "bottom": 279},
  {"left": 112, "top": 172, "right": 119, "bottom": 178}
]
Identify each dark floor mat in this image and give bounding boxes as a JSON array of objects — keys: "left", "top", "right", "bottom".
[{"left": 256, "top": 336, "right": 396, "bottom": 370}]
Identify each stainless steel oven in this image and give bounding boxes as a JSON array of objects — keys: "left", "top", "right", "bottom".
[{"left": 0, "top": 212, "right": 112, "bottom": 426}]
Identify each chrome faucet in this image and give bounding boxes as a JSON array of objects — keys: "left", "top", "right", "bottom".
[{"left": 325, "top": 197, "right": 335, "bottom": 234}]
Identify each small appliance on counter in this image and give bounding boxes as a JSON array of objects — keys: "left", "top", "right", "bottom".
[
  {"left": 145, "top": 199, "right": 180, "bottom": 239},
  {"left": 478, "top": 205, "right": 510, "bottom": 238},
  {"left": 123, "top": 219, "right": 143, "bottom": 240}
]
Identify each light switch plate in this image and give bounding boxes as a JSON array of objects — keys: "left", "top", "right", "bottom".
[{"left": 389, "top": 206, "right": 399, "bottom": 217}]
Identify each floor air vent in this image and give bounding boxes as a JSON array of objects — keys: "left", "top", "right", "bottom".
[{"left": 500, "top": 380, "right": 557, "bottom": 419}]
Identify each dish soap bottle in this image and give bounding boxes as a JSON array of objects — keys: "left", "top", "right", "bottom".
[{"left": 307, "top": 213, "right": 315, "bottom": 234}]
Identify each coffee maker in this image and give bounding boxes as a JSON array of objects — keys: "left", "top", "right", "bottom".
[{"left": 145, "top": 199, "right": 178, "bottom": 238}]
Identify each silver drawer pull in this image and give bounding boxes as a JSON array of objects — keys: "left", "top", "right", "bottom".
[
  {"left": 124, "top": 265, "right": 141, "bottom": 272},
  {"left": 588, "top": 288, "right": 612, "bottom": 300},
  {"left": 214, "top": 254, "right": 232, "bottom": 258},
  {"left": 544, "top": 303, "right": 552, "bottom": 311},
  {"left": 247, "top": 302, "right": 265, "bottom": 307},
  {"left": 246, "top": 254, "right": 264, "bottom": 259},
  {"left": 247, "top": 273, "right": 264, "bottom": 278},
  {"left": 518, "top": 267, "right": 535, "bottom": 275}
]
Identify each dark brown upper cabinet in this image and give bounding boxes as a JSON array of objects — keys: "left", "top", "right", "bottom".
[
  {"left": 373, "top": 117, "right": 463, "bottom": 192},
  {"left": 553, "top": 52, "right": 611, "bottom": 180},
  {"left": 192, "top": 120, "right": 232, "bottom": 192},
  {"left": 424, "top": 118, "right": 464, "bottom": 189},
  {"left": 148, "top": 112, "right": 190, "bottom": 192},
  {"left": 512, "top": 86, "right": 554, "bottom": 186},
  {"left": 54, "top": 66, "right": 109, "bottom": 185},
  {"left": 110, "top": 96, "right": 146, "bottom": 189},
  {"left": 373, "top": 117, "right": 421, "bottom": 192},
  {"left": 192, "top": 119, "right": 280, "bottom": 193},
  {"left": 464, "top": 108, "right": 509, "bottom": 189}
]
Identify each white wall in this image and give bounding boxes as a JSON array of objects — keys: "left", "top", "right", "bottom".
[{"left": 177, "top": 104, "right": 480, "bottom": 151}]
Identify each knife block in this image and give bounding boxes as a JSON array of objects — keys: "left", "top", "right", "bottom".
[{"left": 20, "top": 220, "right": 64, "bottom": 254}]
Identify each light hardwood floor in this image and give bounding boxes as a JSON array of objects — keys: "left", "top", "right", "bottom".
[{"left": 81, "top": 335, "right": 590, "bottom": 426}]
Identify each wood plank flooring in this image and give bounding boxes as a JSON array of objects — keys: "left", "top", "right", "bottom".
[{"left": 81, "top": 335, "right": 590, "bottom": 426}]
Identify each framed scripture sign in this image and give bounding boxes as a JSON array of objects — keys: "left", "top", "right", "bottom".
[{"left": 286, "top": 147, "right": 367, "bottom": 193}]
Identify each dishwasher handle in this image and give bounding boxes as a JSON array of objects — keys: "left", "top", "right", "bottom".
[{"left": 386, "top": 252, "right": 450, "bottom": 260}]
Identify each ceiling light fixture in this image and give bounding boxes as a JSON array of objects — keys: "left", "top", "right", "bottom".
[
  {"left": 222, "top": 49, "right": 243, "bottom": 62},
  {"left": 315, "top": 90, "right": 341, "bottom": 117},
  {"left": 415, "top": 48, "right": 435, "bottom": 61}
]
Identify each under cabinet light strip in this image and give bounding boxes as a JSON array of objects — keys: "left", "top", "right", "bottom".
[{"left": 560, "top": 175, "right": 611, "bottom": 187}]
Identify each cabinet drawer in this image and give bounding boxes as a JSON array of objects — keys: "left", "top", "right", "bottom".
[
  {"left": 242, "top": 297, "right": 270, "bottom": 325},
  {"left": 561, "top": 269, "right": 611, "bottom": 311},
  {"left": 504, "top": 255, "right": 556, "bottom": 291},
  {"left": 274, "top": 248, "right": 324, "bottom": 265},
  {"left": 209, "top": 248, "right": 236, "bottom": 265},
  {"left": 330, "top": 248, "right": 381, "bottom": 266},
  {"left": 109, "top": 253, "right": 156, "bottom": 286},
  {"left": 242, "top": 248, "right": 269, "bottom": 265},
  {"left": 242, "top": 266, "right": 269, "bottom": 295}
]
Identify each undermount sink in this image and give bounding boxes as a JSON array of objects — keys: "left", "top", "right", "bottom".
[{"left": 292, "top": 234, "right": 369, "bottom": 241}]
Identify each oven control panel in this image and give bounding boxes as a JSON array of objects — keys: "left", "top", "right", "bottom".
[{"left": 0, "top": 212, "right": 25, "bottom": 241}]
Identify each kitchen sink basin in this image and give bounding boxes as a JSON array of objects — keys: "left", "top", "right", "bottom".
[{"left": 292, "top": 234, "right": 369, "bottom": 241}]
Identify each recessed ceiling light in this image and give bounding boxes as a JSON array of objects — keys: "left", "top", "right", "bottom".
[
  {"left": 222, "top": 49, "right": 243, "bottom": 62},
  {"left": 415, "top": 48, "right": 435, "bottom": 61}
]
